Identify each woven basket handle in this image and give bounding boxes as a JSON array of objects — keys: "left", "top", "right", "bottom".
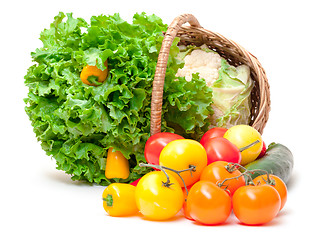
[{"left": 150, "top": 14, "right": 202, "bottom": 135}]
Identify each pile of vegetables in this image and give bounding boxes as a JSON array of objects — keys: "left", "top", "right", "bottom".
[
  {"left": 24, "top": 12, "right": 256, "bottom": 185},
  {"left": 24, "top": 11, "right": 294, "bottom": 227},
  {"left": 102, "top": 124, "right": 294, "bottom": 226}
]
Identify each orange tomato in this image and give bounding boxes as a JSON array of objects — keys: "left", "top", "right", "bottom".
[
  {"left": 182, "top": 186, "right": 194, "bottom": 221},
  {"left": 187, "top": 181, "right": 232, "bottom": 225},
  {"left": 232, "top": 185, "right": 281, "bottom": 225},
  {"left": 253, "top": 174, "right": 287, "bottom": 211},
  {"left": 200, "top": 161, "right": 245, "bottom": 196},
  {"left": 159, "top": 139, "right": 207, "bottom": 187},
  {"left": 80, "top": 61, "right": 109, "bottom": 86}
]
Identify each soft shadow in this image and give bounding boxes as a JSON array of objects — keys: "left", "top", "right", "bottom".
[
  {"left": 276, "top": 208, "right": 292, "bottom": 219},
  {"left": 44, "top": 169, "right": 95, "bottom": 187},
  {"left": 104, "top": 212, "right": 143, "bottom": 219},
  {"left": 236, "top": 218, "right": 281, "bottom": 227},
  {"left": 191, "top": 220, "right": 233, "bottom": 227},
  {"left": 235, "top": 209, "right": 290, "bottom": 227},
  {"left": 138, "top": 213, "right": 185, "bottom": 223},
  {"left": 286, "top": 171, "right": 299, "bottom": 190}
]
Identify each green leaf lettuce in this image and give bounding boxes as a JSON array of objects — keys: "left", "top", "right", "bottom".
[{"left": 24, "top": 12, "right": 213, "bottom": 185}]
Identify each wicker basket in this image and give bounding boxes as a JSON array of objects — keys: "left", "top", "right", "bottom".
[{"left": 150, "top": 14, "right": 270, "bottom": 136}]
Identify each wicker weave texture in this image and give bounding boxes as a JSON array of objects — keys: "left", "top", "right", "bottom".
[{"left": 150, "top": 14, "right": 270, "bottom": 135}]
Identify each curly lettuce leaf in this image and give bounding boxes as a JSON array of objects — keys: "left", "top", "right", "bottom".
[
  {"left": 163, "top": 73, "right": 213, "bottom": 139},
  {"left": 24, "top": 12, "right": 213, "bottom": 185}
]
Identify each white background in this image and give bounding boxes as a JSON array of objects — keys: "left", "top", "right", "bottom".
[{"left": 1, "top": 0, "right": 323, "bottom": 239}]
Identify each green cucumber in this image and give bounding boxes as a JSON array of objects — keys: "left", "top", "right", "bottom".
[{"left": 244, "top": 143, "right": 294, "bottom": 184}]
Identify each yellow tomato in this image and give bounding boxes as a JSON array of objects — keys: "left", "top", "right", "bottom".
[
  {"left": 135, "top": 171, "right": 184, "bottom": 221},
  {"left": 102, "top": 183, "right": 138, "bottom": 217},
  {"left": 223, "top": 125, "right": 263, "bottom": 165},
  {"left": 159, "top": 139, "right": 207, "bottom": 187}
]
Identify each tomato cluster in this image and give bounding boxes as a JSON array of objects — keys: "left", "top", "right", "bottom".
[{"left": 102, "top": 125, "right": 288, "bottom": 226}]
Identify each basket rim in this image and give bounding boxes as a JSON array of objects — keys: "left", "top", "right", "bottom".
[{"left": 150, "top": 14, "right": 270, "bottom": 136}]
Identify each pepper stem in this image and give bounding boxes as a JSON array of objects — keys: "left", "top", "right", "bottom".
[{"left": 102, "top": 194, "right": 113, "bottom": 207}]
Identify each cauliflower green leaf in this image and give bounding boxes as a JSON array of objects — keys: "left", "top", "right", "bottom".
[{"left": 212, "top": 59, "right": 253, "bottom": 128}]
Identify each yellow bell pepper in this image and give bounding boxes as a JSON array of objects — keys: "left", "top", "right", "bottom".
[
  {"left": 102, "top": 183, "right": 138, "bottom": 217},
  {"left": 105, "top": 148, "right": 130, "bottom": 179}
]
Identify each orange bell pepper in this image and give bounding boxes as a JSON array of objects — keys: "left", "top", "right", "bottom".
[{"left": 80, "top": 60, "right": 109, "bottom": 86}]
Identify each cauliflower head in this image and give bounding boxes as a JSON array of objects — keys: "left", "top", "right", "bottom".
[{"left": 176, "top": 44, "right": 254, "bottom": 129}]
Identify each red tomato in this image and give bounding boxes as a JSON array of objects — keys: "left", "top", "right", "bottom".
[
  {"left": 200, "top": 161, "right": 245, "bottom": 196},
  {"left": 200, "top": 127, "right": 227, "bottom": 147},
  {"left": 187, "top": 181, "right": 232, "bottom": 225},
  {"left": 203, "top": 137, "right": 241, "bottom": 165},
  {"left": 257, "top": 141, "right": 267, "bottom": 159},
  {"left": 129, "top": 177, "right": 142, "bottom": 187},
  {"left": 144, "top": 132, "right": 184, "bottom": 165},
  {"left": 233, "top": 185, "right": 281, "bottom": 225}
]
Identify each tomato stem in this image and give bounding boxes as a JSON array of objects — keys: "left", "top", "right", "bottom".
[
  {"left": 221, "top": 163, "right": 273, "bottom": 187},
  {"left": 247, "top": 168, "right": 272, "bottom": 184},
  {"left": 225, "top": 163, "right": 247, "bottom": 173},
  {"left": 218, "top": 172, "right": 253, "bottom": 189},
  {"left": 139, "top": 163, "right": 194, "bottom": 197},
  {"left": 239, "top": 140, "right": 260, "bottom": 152}
]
